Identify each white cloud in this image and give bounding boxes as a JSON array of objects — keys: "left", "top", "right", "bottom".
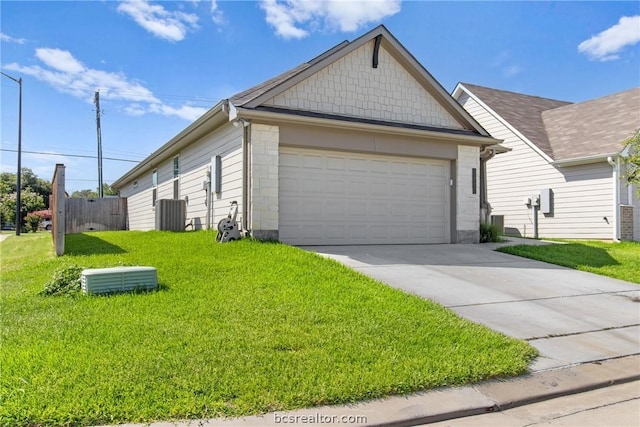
[
  {"left": 117, "top": 0, "right": 199, "bottom": 42},
  {"left": 492, "top": 50, "right": 522, "bottom": 78},
  {"left": 578, "top": 15, "right": 640, "bottom": 62},
  {"left": 5, "top": 48, "right": 207, "bottom": 122},
  {"left": 149, "top": 104, "right": 207, "bottom": 121},
  {"left": 35, "top": 48, "right": 85, "bottom": 74},
  {"left": 210, "top": 0, "right": 224, "bottom": 25},
  {"left": 260, "top": 0, "right": 401, "bottom": 39},
  {"left": 0, "top": 32, "right": 26, "bottom": 44},
  {"left": 504, "top": 64, "right": 522, "bottom": 77}
]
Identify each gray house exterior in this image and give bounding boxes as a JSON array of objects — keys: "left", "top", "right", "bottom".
[{"left": 113, "top": 26, "right": 502, "bottom": 245}]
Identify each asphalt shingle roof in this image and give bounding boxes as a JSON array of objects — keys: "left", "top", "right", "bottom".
[
  {"left": 461, "top": 83, "right": 571, "bottom": 158},
  {"left": 462, "top": 83, "right": 640, "bottom": 161},
  {"left": 542, "top": 88, "right": 640, "bottom": 161}
]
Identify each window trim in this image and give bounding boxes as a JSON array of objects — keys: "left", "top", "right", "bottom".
[
  {"left": 172, "top": 155, "right": 180, "bottom": 199},
  {"left": 152, "top": 168, "right": 158, "bottom": 207}
]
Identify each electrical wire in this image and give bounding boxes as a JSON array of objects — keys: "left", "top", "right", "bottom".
[{"left": 0, "top": 148, "right": 140, "bottom": 163}]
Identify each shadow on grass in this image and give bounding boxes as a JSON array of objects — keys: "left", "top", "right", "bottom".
[
  {"left": 65, "top": 233, "right": 127, "bottom": 256},
  {"left": 498, "top": 243, "right": 620, "bottom": 269},
  {"left": 89, "top": 282, "right": 170, "bottom": 297}
]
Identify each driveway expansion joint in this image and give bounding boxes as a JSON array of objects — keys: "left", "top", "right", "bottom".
[
  {"left": 526, "top": 324, "right": 640, "bottom": 341},
  {"left": 448, "top": 289, "right": 640, "bottom": 308}
]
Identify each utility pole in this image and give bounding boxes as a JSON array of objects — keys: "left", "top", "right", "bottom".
[
  {"left": 1, "top": 71, "right": 23, "bottom": 236},
  {"left": 94, "top": 91, "right": 103, "bottom": 197}
]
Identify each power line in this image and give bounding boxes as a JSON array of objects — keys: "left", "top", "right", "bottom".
[{"left": 0, "top": 148, "right": 140, "bottom": 163}]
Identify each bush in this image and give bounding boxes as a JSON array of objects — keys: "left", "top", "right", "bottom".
[
  {"left": 480, "top": 222, "right": 501, "bottom": 243},
  {"left": 39, "top": 265, "right": 83, "bottom": 296},
  {"left": 25, "top": 213, "right": 41, "bottom": 233}
]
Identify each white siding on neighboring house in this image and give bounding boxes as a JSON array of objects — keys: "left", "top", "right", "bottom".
[
  {"left": 264, "top": 43, "right": 464, "bottom": 130},
  {"left": 458, "top": 93, "right": 614, "bottom": 239},
  {"left": 120, "top": 123, "right": 243, "bottom": 231}
]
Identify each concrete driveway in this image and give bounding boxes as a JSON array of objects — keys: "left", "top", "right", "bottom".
[{"left": 303, "top": 242, "right": 640, "bottom": 371}]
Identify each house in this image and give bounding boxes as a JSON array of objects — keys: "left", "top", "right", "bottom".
[
  {"left": 453, "top": 83, "right": 640, "bottom": 241},
  {"left": 112, "top": 26, "right": 503, "bottom": 245}
]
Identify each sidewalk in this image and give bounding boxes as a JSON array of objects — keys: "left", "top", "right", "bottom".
[{"left": 109, "top": 355, "right": 640, "bottom": 427}]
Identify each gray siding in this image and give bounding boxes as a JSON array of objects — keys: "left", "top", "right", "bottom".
[
  {"left": 120, "top": 171, "right": 155, "bottom": 231},
  {"left": 458, "top": 92, "right": 615, "bottom": 239},
  {"left": 121, "top": 123, "right": 243, "bottom": 231}
]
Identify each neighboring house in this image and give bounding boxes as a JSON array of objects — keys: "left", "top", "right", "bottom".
[
  {"left": 113, "top": 26, "right": 502, "bottom": 245},
  {"left": 453, "top": 83, "right": 640, "bottom": 241}
]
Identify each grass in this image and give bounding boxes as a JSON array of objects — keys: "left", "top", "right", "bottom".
[
  {"left": 498, "top": 240, "right": 640, "bottom": 284},
  {"left": 1, "top": 231, "right": 537, "bottom": 427}
]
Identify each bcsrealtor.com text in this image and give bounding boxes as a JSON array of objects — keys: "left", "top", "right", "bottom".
[{"left": 274, "top": 413, "right": 367, "bottom": 424}]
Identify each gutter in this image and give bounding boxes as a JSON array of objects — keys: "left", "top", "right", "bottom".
[
  {"left": 552, "top": 153, "right": 619, "bottom": 167},
  {"left": 607, "top": 156, "right": 620, "bottom": 242}
]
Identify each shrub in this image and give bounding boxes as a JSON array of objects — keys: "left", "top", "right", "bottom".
[
  {"left": 25, "top": 213, "right": 42, "bottom": 233},
  {"left": 39, "top": 265, "right": 83, "bottom": 296},
  {"left": 480, "top": 222, "right": 501, "bottom": 243}
]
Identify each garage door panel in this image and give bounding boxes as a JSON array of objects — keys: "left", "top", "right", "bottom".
[
  {"left": 279, "top": 148, "right": 450, "bottom": 245},
  {"left": 326, "top": 157, "right": 345, "bottom": 170}
]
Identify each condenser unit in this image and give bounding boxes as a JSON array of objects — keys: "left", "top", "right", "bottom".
[{"left": 81, "top": 266, "right": 157, "bottom": 295}]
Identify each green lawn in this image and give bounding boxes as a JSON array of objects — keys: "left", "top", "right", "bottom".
[
  {"left": 498, "top": 240, "right": 640, "bottom": 284},
  {"left": 1, "top": 232, "right": 536, "bottom": 427}
]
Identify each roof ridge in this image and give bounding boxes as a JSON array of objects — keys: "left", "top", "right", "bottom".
[
  {"left": 460, "top": 82, "right": 572, "bottom": 107},
  {"left": 542, "top": 86, "right": 640, "bottom": 116}
]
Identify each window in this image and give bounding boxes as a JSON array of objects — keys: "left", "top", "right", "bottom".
[
  {"left": 172, "top": 156, "right": 180, "bottom": 199},
  {"left": 471, "top": 168, "right": 477, "bottom": 195},
  {"left": 152, "top": 169, "right": 157, "bottom": 207}
]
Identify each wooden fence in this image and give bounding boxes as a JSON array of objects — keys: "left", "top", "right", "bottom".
[
  {"left": 50, "top": 163, "right": 128, "bottom": 256},
  {"left": 66, "top": 198, "right": 128, "bottom": 234}
]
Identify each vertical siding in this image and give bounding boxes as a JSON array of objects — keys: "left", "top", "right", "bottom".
[
  {"left": 120, "top": 123, "right": 243, "bottom": 231},
  {"left": 458, "top": 93, "right": 615, "bottom": 239}
]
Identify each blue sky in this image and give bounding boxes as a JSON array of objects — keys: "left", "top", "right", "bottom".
[{"left": 1, "top": 1, "right": 639, "bottom": 192}]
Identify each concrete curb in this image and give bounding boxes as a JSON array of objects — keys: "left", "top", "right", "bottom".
[{"left": 108, "top": 355, "right": 640, "bottom": 427}]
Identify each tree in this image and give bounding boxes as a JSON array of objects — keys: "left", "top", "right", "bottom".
[
  {"left": 102, "top": 183, "right": 118, "bottom": 196},
  {"left": 71, "top": 189, "right": 99, "bottom": 198},
  {"left": 0, "top": 168, "right": 52, "bottom": 208},
  {"left": 622, "top": 129, "right": 640, "bottom": 196},
  {"left": 0, "top": 188, "right": 45, "bottom": 226},
  {"left": 70, "top": 184, "right": 118, "bottom": 198}
]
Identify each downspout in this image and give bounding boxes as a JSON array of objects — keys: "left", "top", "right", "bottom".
[
  {"left": 607, "top": 156, "right": 620, "bottom": 241},
  {"left": 479, "top": 147, "right": 497, "bottom": 224},
  {"left": 242, "top": 122, "right": 251, "bottom": 235},
  {"left": 205, "top": 168, "right": 212, "bottom": 229}
]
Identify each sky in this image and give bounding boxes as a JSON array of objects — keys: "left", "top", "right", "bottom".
[{"left": 1, "top": 1, "right": 639, "bottom": 193}]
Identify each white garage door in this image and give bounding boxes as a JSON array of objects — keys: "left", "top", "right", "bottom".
[{"left": 279, "top": 147, "right": 450, "bottom": 245}]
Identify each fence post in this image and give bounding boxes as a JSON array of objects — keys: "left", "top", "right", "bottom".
[{"left": 52, "top": 164, "right": 65, "bottom": 256}]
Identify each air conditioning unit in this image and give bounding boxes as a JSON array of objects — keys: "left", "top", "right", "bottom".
[{"left": 81, "top": 266, "right": 157, "bottom": 295}]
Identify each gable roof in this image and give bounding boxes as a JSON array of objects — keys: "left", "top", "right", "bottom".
[
  {"left": 458, "top": 83, "right": 571, "bottom": 158},
  {"left": 542, "top": 88, "right": 640, "bottom": 161},
  {"left": 456, "top": 83, "right": 640, "bottom": 163},
  {"left": 114, "top": 27, "right": 500, "bottom": 189},
  {"left": 231, "top": 25, "right": 490, "bottom": 137}
]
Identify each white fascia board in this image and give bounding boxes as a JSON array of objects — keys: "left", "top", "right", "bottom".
[{"left": 454, "top": 83, "right": 555, "bottom": 164}]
